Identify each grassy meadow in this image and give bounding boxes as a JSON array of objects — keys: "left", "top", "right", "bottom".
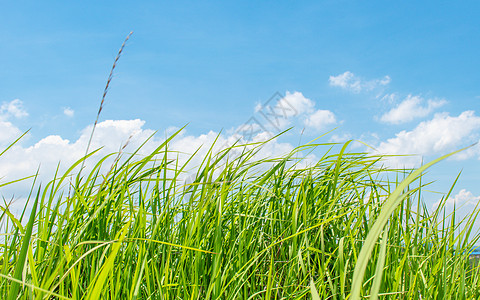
[
  {"left": 2, "top": 36, "right": 480, "bottom": 299},
  {"left": 1, "top": 129, "right": 480, "bottom": 299}
]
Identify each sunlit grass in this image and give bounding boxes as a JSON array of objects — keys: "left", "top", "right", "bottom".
[{"left": 1, "top": 130, "right": 479, "bottom": 299}]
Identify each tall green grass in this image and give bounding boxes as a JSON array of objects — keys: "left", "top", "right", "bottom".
[
  {"left": 2, "top": 31, "right": 479, "bottom": 299},
  {"left": 1, "top": 132, "right": 479, "bottom": 299}
]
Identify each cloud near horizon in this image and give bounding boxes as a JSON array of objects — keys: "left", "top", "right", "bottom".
[{"left": 374, "top": 110, "right": 480, "bottom": 168}]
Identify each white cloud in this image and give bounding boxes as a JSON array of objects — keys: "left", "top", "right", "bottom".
[
  {"left": 63, "top": 107, "right": 74, "bottom": 117},
  {"left": 0, "top": 99, "right": 28, "bottom": 119},
  {"left": 329, "top": 71, "right": 357, "bottom": 90},
  {"left": 252, "top": 91, "right": 315, "bottom": 131},
  {"left": 374, "top": 111, "right": 480, "bottom": 168},
  {"left": 280, "top": 91, "right": 316, "bottom": 115},
  {"left": 304, "top": 109, "right": 336, "bottom": 131},
  {"left": 329, "top": 71, "right": 390, "bottom": 93},
  {"left": 251, "top": 91, "right": 337, "bottom": 133},
  {"left": 380, "top": 95, "right": 447, "bottom": 124},
  {"left": 0, "top": 120, "right": 151, "bottom": 182}
]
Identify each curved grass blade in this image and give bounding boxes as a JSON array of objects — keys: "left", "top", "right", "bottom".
[{"left": 349, "top": 145, "right": 474, "bottom": 300}]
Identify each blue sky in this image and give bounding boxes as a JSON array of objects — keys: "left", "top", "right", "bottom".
[{"left": 1, "top": 1, "right": 480, "bottom": 223}]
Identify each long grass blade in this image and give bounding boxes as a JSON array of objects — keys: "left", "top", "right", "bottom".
[
  {"left": 349, "top": 145, "right": 474, "bottom": 300},
  {"left": 7, "top": 185, "right": 41, "bottom": 300}
]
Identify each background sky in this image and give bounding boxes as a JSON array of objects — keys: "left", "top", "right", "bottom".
[{"left": 1, "top": 1, "right": 480, "bottom": 229}]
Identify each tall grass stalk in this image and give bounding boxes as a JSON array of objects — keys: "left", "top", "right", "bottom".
[
  {"left": 80, "top": 31, "right": 133, "bottom": 178},
  {"left": 0, "top": 132, "right": 479, "bottom": 299}
]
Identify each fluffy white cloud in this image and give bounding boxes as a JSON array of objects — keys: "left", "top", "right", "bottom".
[
  {"left": 0, "top": 120, "right": 152, "bottom": 186},
  {"left": 375, "top": 111, "right": 480, "bottom": 168},
  {"left": 329, "top": 71, "right": 390, "bottom": 93},
  {"left": 253, "top": 91, "right": 315, "bottom": 130},
  {"left": 380, "top": 95, "right": 447, "bottom": 124},
  {"left": 304, "top": 109, "right": 337, "bottom": 130},
  {"left": 0, "top": 99, "right": 28, "bottom": 119},
  {"left": 250, "top": 91, "right": 337, "bottom": 133},
  {"left": 63, "top": 107, "right": 74, "bottom": 117},
  {"left": 280, "top": 91, "right": 316, "bottom": 115}
]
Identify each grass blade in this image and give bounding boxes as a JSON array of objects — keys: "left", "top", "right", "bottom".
[
  {"left": 350, "top": 145, "right": 473, "bottom": 300},
  {"left": 7, "top": 185, "right": 41, "bottom": 300}
]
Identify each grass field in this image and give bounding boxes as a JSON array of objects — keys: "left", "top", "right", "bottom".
[
  {"left": 1, "top": 34, "right": 479, "bottom": 299},
  {"left": 1, "top": 129, "right": 480, "bottom": 299}
]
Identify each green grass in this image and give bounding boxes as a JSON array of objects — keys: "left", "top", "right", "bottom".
[{"left": 1, "top": 130, "right": 480, "bottom": 299}]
